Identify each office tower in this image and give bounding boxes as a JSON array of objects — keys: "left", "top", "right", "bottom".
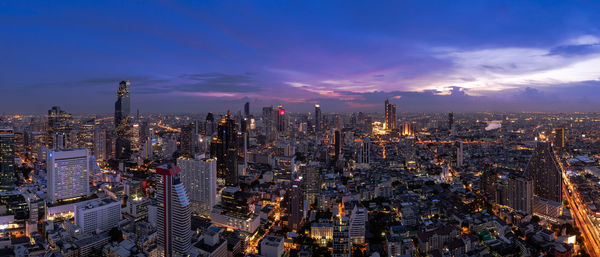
[
  {"left": 349, "top": 205, "right": 366, "bottom": 244},
  {"left": 156, "top": 164, "right": 192, "bottom": 257},
  {"left": 554, "top": 126, "right": 565, "bottom": 149},
  {"left": 314, "top": 104, "right": 322, "bottom": 132},
  {"left": 334, "top": 130, "right": 342, "bottom": 158},
  {"left": 526, "top": 142, "right": 563, "bottom": 203},
  {"left": 456, "top": 140, "right": 464, "bottom": 167},
  {"left": 47, "top": 106, "right": 73, "bottom": 150},
  {"left": 262, "top": 106, "right": 275, "bottom": 141},
  {"left": 205, "top": 113, "right": 217, "bottom": 137},
  {"left": 333, "top": 216, "right": 351, "bottom": 257},
  {"left": 0, "top": 128, "right": 15, "bottom": 190},
  {"left": 288, "top": 182, "right": 304, "bottom": 231},
  {"left": 507, "top": 174, "right": 533, "bottom": 214},
  {"left": 359, "top": 137, "right": 370, "bottom": 164},
  {"left": 212, "top": 111, "right": 238, "bottom": 186},
  {"left": 384, "top": 99, "right": 396, "bottom": 130},
  {"left": 180, "top": 123, "right": 196, "bottom": 158},
  {"left": 448, "top": 112, "right": 454, "bottom": 131},
  {"left": 75, "top": 198, "right": 121, "bottom": 234},
  {"left": 93, "top": 127, "right": 107, "bottom": 161},
  {"left": 47, "top": 149, "right": 90, "bottom": 203},
  {"left": 304, "top": 162, "right": 321, "bottom": 205},
  {"left": 244, "top": 102, "right": 250, "bottom": 118},
  {"left": 131, "top": 122, "right": 141, "bottom": 151},
  {"left": 480, "top": 165, "right": 497, "bottom": 201},
  {"left": 13, "top": 132, "right": 25, "bottom": 158},
  {"left": 77, "top": 119, "right": 95, "bottom": 155},
  {"left": 178, "top": 156, "right": 217, "bottom": 217},
  {"left": 276, "top": 105, "right": 287, "bottom": 133},
  {"left": 115, "top": 80, "right": 131, "bottom": 160},
  {"left": 142, "top": 138, "right": 153, "bottom": 160},
  {"left": 27, "top": 131, "right": 45, "bottom": 160}
]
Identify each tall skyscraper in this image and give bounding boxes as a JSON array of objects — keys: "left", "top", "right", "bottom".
[
  {"left": 554, "top": 126, "right": 565, "bottom": 149},
  {"left": 334, "top": 130, "right": 342, "bottom": 159},
  {"left": 384, "top": 99, "right": 396, "bottom": 130},
  {"left": 526, "top": 142, "right": 563, "bottom": 203},
  {"left": 0, "top": 128, "right": 15, "bottom": 190},
  {"left": 262, "top": 106, "right": 274, "bottom": 142},
  {"left": 77, "top": 118, "right": 95, "bottom": 155},
  {"left": 456, "top": 140, "right": 464, "bottom": 167},
  {"left": 276, "top": 105, "right": 287, "bottom": 133},
  {"left": 93, "top": 127, "right": 107, "bottom": 161},
  {"left": 358, "top": 137, "right": 370, "bottom": 164},
  {"left": 304, "top": 162, "right": 321, "bottom": 205},
  {"left": 156, "top": 163, "right": 192, "bottom": 257},
  {"left": 212, "top": 111, "right": 238, "bottom": 186},
  {"left": 448, "top": 112, "right": 454, "bottom": 132},
  {"left": 47, "top": 106, "right": 73, "bottom": 150},
  {"left": 178, "top": 156, "right": 217, "bottom": 217},
  {"left": 507, "top": 174, "right": 533, "bottom": 214},
  {"left": 115, "top": 80, "right": 131, "bottom": 160},
  {"left": 205, "top": 112, "right": 217, "bottom": 137},
  {"left": 333, "top": 216, "right": 351, "bottom": 257},
  {"left": 314, "top": 104, "right": 322, "bottom": 132},
  {"left": 244, "top": 102, "right": 250, "bottom": 118},
  {"left": 288, "top": 182, "right": 304, "bottom": 231},
  {"left": 47, "top": 149, "right": 90, "bottom": 203},
  {"left": 180, "top": 123, "right": 196, "bottom": 158}
]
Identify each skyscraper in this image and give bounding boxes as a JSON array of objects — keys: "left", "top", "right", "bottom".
[
  {"left": 262, "top": 106, "right": 274, "bottom": 142},
  {"left": 0, "top": 128, "right": 15, "bottom": 190},
  {"left": 180, "top": 123, "right": 196, "bottom": 158},
  {"left": 178, "top": 156, "right": 217, "bottom": 217},
  {"left": 47, "top": 106, "right": 73, "bottom": 150},
  {"left": 288, "top": 182, "right": 304, "bottom": 231},
  {"left": 244, "top": 102, "right": 250, "bottom": 118},
  {"left": 276, "top": 105, "right": 287, "bottom": 133},
  {"left": 448, "top": 112, "right": 454, "bottom": 132},
  {"left": 156, "top": 163, "right": 192, "bottom": 257},
  {"left": 115, "top": 80, "right": 131, "bottom": 160},
  {"left": 304, "top": 162, "right": 321, "bottom": 205},
  {"left": 526, "top": 142, "right": 563, "bottom": 203},
  {"left": 554, "top": 126, "right": 565, "bottom": 149},
  {"left": 384, "top": 99, "right": 396, "bottom": 130},
  {"left": 314, "top": 104, "right": 322, "bottom": 132},
  {"left": 93, "top": 127, "right": 107, "bottom": 161},
  {"left": 333, "top": 216, "right": 351, "bottom": 257},
  {"left": 77, "top": 118, "right": 95, "bottom": 155},
  {"left": 358, "top": 137, "right": 370, "bottom": 164},
  {"left": 212, "top": 111, "right": 238, "bottom": 186},
  {"left": 456, "top": 140, "right": 464, "bottom": 167},
  {"left": 334, "top": 130, "right": 342, "bottom": 159},
  {"left": 47, "top": 149, "right": 90, "bottom": 203},
  {"left": 205, "top": 112, "right": 216, "bottom": 137}
]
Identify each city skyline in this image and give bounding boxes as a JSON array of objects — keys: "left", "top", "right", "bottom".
[{"left": 2, "top": 1, "right": 600, "bottom": 113}]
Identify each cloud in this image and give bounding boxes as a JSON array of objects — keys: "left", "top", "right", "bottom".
[{"left": 177, "top": 72, "right": 260, "bottom": 93}]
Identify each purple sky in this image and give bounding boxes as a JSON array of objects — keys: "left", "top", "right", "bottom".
[{"left": 2, "top": 1, "right": 600, "bottom": 113}]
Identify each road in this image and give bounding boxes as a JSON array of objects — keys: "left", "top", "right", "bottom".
[{"left": 563, "top": 172, "right": 600, "bottom": 257}]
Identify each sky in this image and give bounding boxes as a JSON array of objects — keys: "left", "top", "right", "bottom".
[{"left": 2, "top": 1, "right": 600, "bottom": 114}]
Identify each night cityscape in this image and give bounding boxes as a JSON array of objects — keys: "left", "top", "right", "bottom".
[{"left": 3, "top": 1, "right": 600, "bottom": 257}]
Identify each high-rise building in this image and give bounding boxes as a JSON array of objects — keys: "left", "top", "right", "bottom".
[
  {"left": 262, "top": 106, "right": 275, "bottom": 141},
  {"left": 526, "top": 142, "right": 563, "bottom": 203},
  {"left": 456, "top": 140, "right": 464, "bottom": 167},
  {"left": 205, "top": 113, "right": 217, "bottom": 137},
  {"left": 333, "top": 216, "right": 351, "bottom": 257},
  {"left": 384, "top": 99, "right": 396, "bottom": 130},
  {"left": 47, "top": 106, "right": 73, "bottom": 150},
  {"left": 115, "top": 80, "right": 131, "bottom": 160},
  {"left": 47, "top": 149, "right": 90, "bottom": 203},
  {"left": 554, "top": 126, "right": 565, "bottom": 149},
  {"left": 178, "top": 156, "right": 217, "bottom": 217},
  {"left": 349, "top": 205, "right": 366, "bottom": 244},
  {"left": 314, "top": 104, "right": 322, "bottom": 132},
  {"left": 244, "top": 102, "right": 250, "bottom": 118},
  {"left": 93, "top": 127, "right": 107, "bottom": 161},
  {"left": 288, "top": 182, "right": 304, "bottom": 231},
  {"left": 448, "top": 112, "right": 454, "bottom": 132},
  {"left": 0, "top": 128, "right": 15, "bottom": 190},
  {"left": 304, "top": 162, "right": 321, "bottom": 205},
  {"left": 507, "top": 174, "right": 533, "bottom": 214},
  {"left": 480, "top": 165, "right": 497, "bottom": 201},
  {"left": 75, "top": 198, "right": 121, "bottom": 234},
  {"left": 180, "top": 124, "right": 196, "bottom": 158},
  {"left": 13, "top": 132, "right": 25, "bottom": 158},
  {"left": 276, "top": 105, "right": 287, "bottom": 133},
  {"left": 358, "top": 137, "right": 370, "bottom": 164},
  {"left": 77, "top": 119, "right": 95, "bottom": 155},
  {"left": 156, "top": 164, "right": 192, "bottom": 257},
  {"left": 212, "top": 111, "right": 238, "bottom": 186}
]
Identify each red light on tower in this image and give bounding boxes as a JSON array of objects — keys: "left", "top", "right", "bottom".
[{"left": 279, "top": 109, "right": 285, "bottom": 115}]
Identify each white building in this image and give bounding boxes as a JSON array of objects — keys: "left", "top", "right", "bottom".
[
  {"left": 178, "top": 156, "right": 217, "bottom": 217},
  {"left": 210, "top": 206, "right": 260, "bottom": 234},
  {"left": 74, "top": 198, "right": 120, "bottom": 234},
  {"left": 47, "top": 149, "right": 90, "bottom": 203},
  {"left": 349, "top": 205, "right": 366, "bottom": 244},
  {"left": 260, "top": 235, "right": 284, "bottom": 257}
]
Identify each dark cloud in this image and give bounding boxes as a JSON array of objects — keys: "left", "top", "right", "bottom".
[
  {"left": 176, "top": 72, "right": 261, "bottom": 93},
  {"left": 548, "top": 44, "right": 600, "bottom": 56}
]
